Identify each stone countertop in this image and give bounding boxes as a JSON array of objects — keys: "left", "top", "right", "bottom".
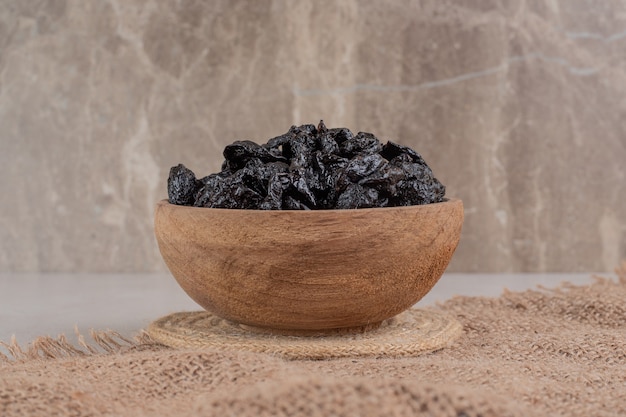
[{"left": 0, "top": 273, "right": 600, "bottom": 346}]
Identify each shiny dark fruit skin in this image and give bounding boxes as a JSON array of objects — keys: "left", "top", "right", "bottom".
[{"left": 168, "top": 120, "right": 446, "bottom": 210}]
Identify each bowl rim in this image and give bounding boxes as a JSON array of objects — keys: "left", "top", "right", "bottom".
[{"left": 156, "top": 197, "right": 462, "bottom": 215}]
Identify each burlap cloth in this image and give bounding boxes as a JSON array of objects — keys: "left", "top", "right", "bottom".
[{"left": 2, "top": 265, "right": 625, "bottom": 416}]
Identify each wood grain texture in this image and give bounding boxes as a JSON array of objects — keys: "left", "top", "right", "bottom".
[{"left": 154, "top": 199, "right": 464, "bottom": 331}]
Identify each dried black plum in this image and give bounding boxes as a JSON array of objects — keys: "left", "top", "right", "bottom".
[
  {"left": 168, "top": 164, "right": 201, "bottom": 205},
  {"left": 336, "top": 184, "right": 382, "bottom": 209},
  {"left": 327, "top": 127, "right": 353, "bottom": 144},
  {"left": 287, "top": 169, "right": 318, "bottom": 208},
  {"left": 283, "top": 195, "right": 311, "bottom": 210},
  {"left": 359, "top": 163, "right": 405, "bottom": 196},
  {"left": 194, "top": 173, "right": 223, "bottom": 207},
  {"left": 311, "top": 151, "right": 349, "bottom": 209},
  {"left": 290, "top": 123, "right": 317, "bottom": 136},
  {"left": 198, "top": 175, "right": 263, "bottom": 209},
  {"left": 223, "top": 140, "right": 286, "bottom": 170},
  {"left": 167, "top": 121, "right": 446, "bottom": 210},
  {"left": 317, "top": 132, "right": 340, "bottom": 155},
  {"left": 339, "top": 132, "right": 383, "bottom": 158},
  {"left": 344, "top": 154, "right": 388, "bottom": 182},
  {"left": 391, "top": 177, "right": 445, "bottom": 206},
  {"left": 286, "top": 133, "right": 317, "bottom": 169},
  {"left": 388, "top": 154, "right": 445, "bottom": 206},
  {"left": 263, "top": 133, "right": 292, "bottom": 160},
  {"left": 260, "top": 172, "right": 291, "bottom": 210},
  {"left": 260, "top": 161, "right": 290, "bottom": 180},
  {"left": 380, "top": 140, "right": 427, "bottom": 165}
]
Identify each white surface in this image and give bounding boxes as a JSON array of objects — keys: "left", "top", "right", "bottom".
[{"left": 0, "top": 272, "right": 603, "bottom": 346}]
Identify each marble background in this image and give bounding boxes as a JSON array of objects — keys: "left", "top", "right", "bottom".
[{"left": 1, "top": 0, "right": 625, "bottom": 273}]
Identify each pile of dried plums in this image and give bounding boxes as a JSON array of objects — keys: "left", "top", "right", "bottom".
[{"left": 167, "top": 121, "right": 445, "bottom": 210}]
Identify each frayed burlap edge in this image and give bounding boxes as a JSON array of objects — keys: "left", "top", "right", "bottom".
[
  {"left": 146, "top": 308, "right": 464, "bottom": 360},
  {"left": 0, "top": 328, "right": 159, "bottom": 365}
]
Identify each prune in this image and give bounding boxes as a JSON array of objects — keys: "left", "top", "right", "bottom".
[
  {"left": 290, "top": 123, "right": 317, "bottom": 136},
  {"left": 223, "top": 140, "right": 286, "bottom": 170},
  {"left": 388, "top": 154, "right": 445, "bottom": 206},
  {"left": 327, "top": 127, "right": 353, "bottom": 144},
  {"left": 264, "top": 133, "right": 293, "bottom": 159},
  {"left": 167, "top": 121, "right": 446, "bottom": 210},
  {"left": 344, "top": 154, "right": 388, "bottom": 182},
  {"left": 260, "top": 172, "right": 291, "bottom": 210},
  {"left": 194, "top": 173, "right": 224, "bottom": 207},
  {"left": 336, "top": 184, "right": 382, "bottom": 209},
  {"left": 286, "top": 133, "right": 317, "bottom": 169},
  {"left": 283, "top": 195, "right": 311, "bottom": 210},
  {"left": 311, "top": 151, "right": 349, "bottom": 209},
  {"left": 359, "top": 163, "right": 405, "bottom": 196},
  {"left": 317, "top": 132, "right": 340, "bottom": 155},
  {"left": 194, "top": 174, "right": 262, "bottom": 209},
  {"left": 380, "top": 141, "right": 427, "bottom": 166},
  {"left": 168, "top": 164, "right": 201, "bottom": 205},
  {"left": 287, "top": 168, "right": 318, "bottom": 208},
  {"left": 339, "top": 132, "right": 383, "bottom": 158}
]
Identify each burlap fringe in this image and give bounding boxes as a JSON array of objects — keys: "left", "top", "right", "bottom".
[{"left": 0, "top": 328, "right": 160, "bottom": 365}]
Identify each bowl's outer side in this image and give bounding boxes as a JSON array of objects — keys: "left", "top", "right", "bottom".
[{"left": 154, "top": 199, "right": 463, "bottom": 330}]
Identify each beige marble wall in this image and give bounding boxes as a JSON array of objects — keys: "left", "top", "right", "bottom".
[{"left": 1, "top": 0, "right": 625, "bottom": 272}]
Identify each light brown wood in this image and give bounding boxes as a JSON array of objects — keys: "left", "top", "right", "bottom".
[{"left": 154, "top": 199, "right": 463, "bottom": 332}]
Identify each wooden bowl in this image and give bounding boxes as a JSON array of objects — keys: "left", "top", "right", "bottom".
[{"left": 154, "top": 199, "right": 463, "bottom": 333}]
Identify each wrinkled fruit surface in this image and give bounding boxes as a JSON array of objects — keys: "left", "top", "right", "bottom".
[{"left": 167, "top": 121, "right": 445, "bottom": 210}]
